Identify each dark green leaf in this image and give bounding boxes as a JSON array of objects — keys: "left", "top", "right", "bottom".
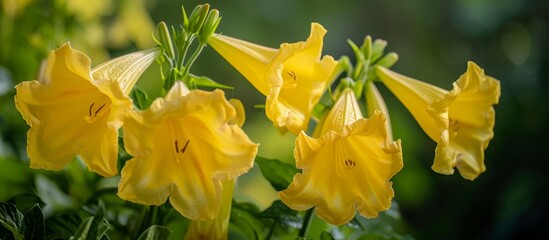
[
  {"left": 351, "top": 202, "right": 413, "bottom": 240},
  {"left": 0, "top": 202, "right": 24, "bottom": 240},
  {"left": 0, "top": 221, "right": 16, "bottom": 240},
  {"left": 229, "top": 201, "right": 263, "bottom": 239},
  {"left": 136, "top": 225, "right": 172, "bottom": 240},
  {"left": 256, "top": 156, "right": 299, "bottom": 191},
  {"left": 130, "top": 86, "right": 152, "bottom": 110},
  {"left": 72, "top": 217, "right": 110, "bottom": 240},
  {"left": 189, "top": 74, "right": 233, "bottom": 89},
  {"left": 7, "top": 193, "right": 45, "bottom": 214},
  {"left": 45, "top": 213, "right": 82, "bottom": 240},
  {"left": 22, "top": 204, "right": 44, "bottom": 240},
  {"left": 72, "top": 201, "right": 110, "bottom": 240},
  {"left": 259, "top": 200, "right": 300, "bottom": 229}
]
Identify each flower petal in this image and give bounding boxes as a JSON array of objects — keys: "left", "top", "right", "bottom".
[
  {"left": 280, "top": 107, "right": 402, "bottom": 225},
  {"left": 431, "top": 62, "right": 500, "bottom": 180},
  {"left": 376, "top": 62, "right": 500, "bottom": 180},
  {"left": 92, "top": 47, "right": 160, "bottom": 95},
  {"left": 210, "top": 23, "right": 338, "bottom": 134},
  {"left": 118, "top": 83, "right": 258, "bottom": 220},
  {"left": 14, "top": 43, "right": 132, "bottom": 176}
]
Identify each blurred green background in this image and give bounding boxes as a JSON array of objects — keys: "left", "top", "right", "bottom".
[{"left": 1, "top": 0, "right": 548, "bottom": 239}]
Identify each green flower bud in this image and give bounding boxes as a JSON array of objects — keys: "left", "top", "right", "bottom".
[
  {"left": 157, "top": 21, "right": 175, "bottom": 59},
  {"left": 371, "top": 39, "right": 388, "bottom": 62},
  {"left": 361, "top": 35, "right": 373, "bottom": 61},
  {"left": 188, "top": 4, "right": 210, "bottom": 34},
  {"left": 199, "top": 9, "right": 221, "bottom": 44},
  {"left": 182, "top": 5, "right": 189, "bottom": 30},
  {"left": 376, "top": 52, "right": 399, "bottom": 69}
]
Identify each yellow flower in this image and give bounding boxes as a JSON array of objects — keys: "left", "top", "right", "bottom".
[
  {"left": 208, "top": 23, "right": 338, "bottom": 134},
  {"left": 376, "top": 61, "right": 501, "bottom": 180},
  {"left": 118, "top": 81, "right": 258, "bottom": 220},
  {"left": 14, "top": 43, "right": 158, "bottom": 177},
  {"left": 184, "top": 180, "right": 234, "bottom": 240},
  {"left": 279, "top": 88, "right": 403, "bottom": 225}
]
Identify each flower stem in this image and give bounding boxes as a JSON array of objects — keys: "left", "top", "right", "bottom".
[{"left": 298, "top": 208, "right": 315, "bottom": 239}]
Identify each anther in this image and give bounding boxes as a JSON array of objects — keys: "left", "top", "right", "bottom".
[
  {"left": 287, "top": 71, "right": 297, "bottom": 81},
  {"left": 94, "top": 103, "right": 106, "bottom": 116},
  {"left": 345, "top": 159, "right": 356, "bottom": 168},
  {"left": 175, "top": 140, "right": 179, "bottom": 153},
  {"left": 88, "top": 103, "right": 95, "bottom": 117},
  {"left": 181, "top": 140, "right": 190, "bottom": 154}
]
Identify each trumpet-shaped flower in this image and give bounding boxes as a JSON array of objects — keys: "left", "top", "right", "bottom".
[
  {"left": 376, "top": 62, "right": 500, "bottom": 180},
  {"left": 184, "top": 180, "right": 234, "bottom": 240},
  {"left": 279, "top": 88, "right": 403, "bottom": 225},
  {"left": 117, "top": 81, "right": 258, "bottom": 220},
  {"left": 14, "top": 43, "right": 158, "bottom": 177},
  {"left": 208, "top": 23, "right": 338, "bottom": 134}
]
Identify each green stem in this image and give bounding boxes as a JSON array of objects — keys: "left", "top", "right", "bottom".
[
  {"left": 298, "top": 208, "right": 315, "bottom": 239},
  {"left": 178, "top": 34, "right": 195, "bottom": 71},
  {"left": 181, "top": 43, "right": 205, "bottom": 83}
]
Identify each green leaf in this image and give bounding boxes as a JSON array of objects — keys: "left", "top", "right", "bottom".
[
  {"left": 351, "top": 202, "right": 414, "bottom": 240},
  {"left": 45, "top": 213, "right": 82, "bottom": 240},
  {"left": 72, "top": 201, "right": 110, "bottom": 240},
  {"left": 130, "top": 86, "right": 152, "bottom": 110},
  {"left": 256, "top": 156, "right": 299, "bottom": 191},
  {"left": 189, "top": 74, "right": 233, "bottom": 89},
  {"left": 136, "top": 225, "right": 172, "bottom": 240},
  {"left": 229, "top": 201, "right": 264, "bottom": 240},
  {"left": 0, "top": 202, "right": 24, "bottom": 240},
  {"left": 72, "top": 217, "right": 110, "bottom": 240},
  {"left": 7, "top": 193, "right": 45, "bottom": 214},
  {"left": 259, "top": 200, "right": 300, "bottom": 229},
  {"left": 22, "top": 204, "right": 44, "bottom": 240}
]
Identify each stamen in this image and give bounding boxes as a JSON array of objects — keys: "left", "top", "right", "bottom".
[
  {"left": 181, "top": 140, "right": 190, "bottom": 154},
  {"left": 287, "top": 71, "right": 297, "bottom": 81},
  {"left": 344, "top": 159, "right": 356, "bottom": 168},
  {"left": 94, "top": 102, "right": 106, "bottom": 116},
  {"left": 89, "top": 103, "right": 95, "bottom": 117},
  {"left": 175, "top": 140, "right": 179, "bottom": 153}
]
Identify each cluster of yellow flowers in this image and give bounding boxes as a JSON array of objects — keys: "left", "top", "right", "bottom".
[
  {"left": 209, "top": 22, "right": 500, "bottom": 225},
  {"left": 13, "top": 7, "right": 500, "bottom": 239}
]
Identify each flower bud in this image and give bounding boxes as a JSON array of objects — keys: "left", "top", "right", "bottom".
[
  {"left": 376, "top": 52, "right": 399, "bottom": 69},
  {"left": 157, "top": 21, "right": 175, "bottom": 59},
  {"left": 371, "top": 39, "right": 388, "bottom": 62},
  {"left": 199, "top": 9, "right": 221, "bottom": 44},
  {"left": 188, "top": 4, "right": 210, "bottom": 34}
]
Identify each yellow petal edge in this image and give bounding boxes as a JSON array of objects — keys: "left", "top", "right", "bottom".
[
  {"left": 279, "top": 89, "right": 403, "bottom": 225},
  {"left": 376, "top": 62, "right": 500, "bottom": 180},
  {"left": 14, "top": 43, "right": 136, "bottom": 177},
  {"left": 208, "top": 23, "right": 338, "bottom": 134},
  {"left": 118, "top": 81, "right": 259, "bottom": 220}
]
